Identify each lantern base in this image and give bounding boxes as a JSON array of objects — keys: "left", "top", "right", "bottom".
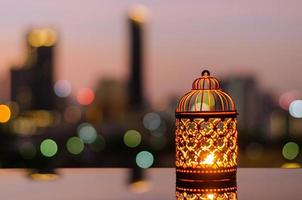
[
  {"left": 176, "top": 167, "right": 237, "bottom": 180},
  {"left": 176, "top": 167, "right": 237, "bottom": 199}
]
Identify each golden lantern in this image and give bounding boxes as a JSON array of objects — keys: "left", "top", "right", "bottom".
[{"left": 175, "top": 70, "right": 238, "bottom": 200}]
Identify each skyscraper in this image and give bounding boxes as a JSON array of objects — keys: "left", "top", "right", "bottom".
[
  {"left": 128, "top": 6, "right": 148, "bottom": 109},
  {"left": 11, "top": 28, "right": 57, "bottom": 111}
]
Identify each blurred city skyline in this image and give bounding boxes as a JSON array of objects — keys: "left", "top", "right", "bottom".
[{"left": 0, "top": 0, "right": 302, "bottom": 106}]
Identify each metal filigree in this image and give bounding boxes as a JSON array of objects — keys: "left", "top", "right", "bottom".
[
  {"left": 176, "top": 191, "right": 237, "bottom": 200},
  {"left": 175, "top": 118, "right": 238, "bottom": 170}
]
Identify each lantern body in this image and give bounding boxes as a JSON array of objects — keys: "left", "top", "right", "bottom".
[{"left": 175, "top": 70, "right": 238, "bottom": 200}]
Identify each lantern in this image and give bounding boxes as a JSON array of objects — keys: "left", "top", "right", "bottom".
[{"left": 175, "top": 70, "right": 238, "bottom": 200}]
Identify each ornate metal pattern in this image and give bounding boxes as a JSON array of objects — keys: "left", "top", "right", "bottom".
[
  {"left": 175, "top": 118, "right": 238, "bottom": 170},
  {"left": 176, "top": 191, "right": 237, "bottom": 200}
]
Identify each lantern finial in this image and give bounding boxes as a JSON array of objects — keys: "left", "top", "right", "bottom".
[{"left": 201, "top": 69, "right": 210, "bottom": 76}]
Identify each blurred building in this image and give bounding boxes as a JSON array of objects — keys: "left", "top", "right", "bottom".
[
  {"left": 128, "top": 5, "right": 148, "bottom": 109},
  {"left": 11, "top": 28, "right": 57, "bottom": 112},
  {"left": 221, "top": 76, "right": 275, "bottom": 139}
]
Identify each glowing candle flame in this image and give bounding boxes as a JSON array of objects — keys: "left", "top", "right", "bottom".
[
  {"left": 202, "top": 153, "right": 215, "bottom": 165},
  {"left": 207, "top": 194, "right": 214, "bottom": 199}
]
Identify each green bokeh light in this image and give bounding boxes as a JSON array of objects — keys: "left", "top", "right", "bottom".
[
  {"left": 136, "top": 151, "right": 154, "bottom": 169},
  {"left": 67, "top": 137, "right": 84, "bottom": 155},
  {"left": 40, "top": 139, "right": 58, "bottom": 157},
  {"left": 282, "top": 142, "right": 299, "bottom": 160},
  {"left": 123, "top": 130, "right": 141, "bottom": 148}
]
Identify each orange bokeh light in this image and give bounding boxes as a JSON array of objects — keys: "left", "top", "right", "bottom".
[
  {"left": 76, "top": 88, "right": 95, "bottom": 106},
  {"left": 0, "top": 104, "right": 11, "bottom": 123}
]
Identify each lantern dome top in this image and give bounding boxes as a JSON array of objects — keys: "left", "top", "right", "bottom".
[
  {"left": 192, "top": 70, "right": 220, "bottom": 90},
  {"left": 176, "top": 70, "right": 237, "bottom": 115}
]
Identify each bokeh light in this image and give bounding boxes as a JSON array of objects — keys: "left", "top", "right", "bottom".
[
  {"left": 30, "top": 110, "right": 55, "bottom": 127},
  {"left": 128, "top": 5, "right": 149, "bottom": 23},
  {"left": 129, "top": 180, "right": 151, "bottom": 193},
  {"left": 207, "top": 194, "right": 214, "bottom": 200},
  {"left": 40, "top": 139, "right": 58, "bottom": 157},
  {"left": 123, "top": 130, "right": 141, "bottom": 148},
  {"left": 90, "top": 135, "right": 106, "bottom": 152},
  {"left": 66, "top": 137, "right": 84, "bottom": 155},
  {"left": 10, "top": 117, "right": 36, "bottom": 135},
  {"left": 76, "top": 88, "right": 95, "bottom": 106},
  {"left": 54, "top": 80, "right": 71, "bottom": 98},
  {"left": 136, "top": 151, "right": 154, "bottom": 169},
  {"left": 279, "top": 90, "right": 300, "bottom": 110},
  {"left": 289, "top": 100, "right": 302, "bottom": 118},
  {"left": 282, "top": 142, "right": 299, "bottom": 160},
  {"left": 19, "top": 142, "right": 36, "bottom": 159},
  {"left": 0, "top": 104, "right": 11, "bottom": 123},
  {"left": 28, "top": 28, "right": 57, "bottom": 47},
  {"left": 143, "top": 112, "right": 161, "bottom": 131},
  {"left": 29, "top": 171, "right": 59, "bottom": 181},
  {"left": 77, "top": 123, "right": 97, "bottom": 144},
  {"left": 281, "top": 162, "right": 301, "bottom": 169},
  {"left": 64, "top": 106, "right": 81, "bottom": 123}
]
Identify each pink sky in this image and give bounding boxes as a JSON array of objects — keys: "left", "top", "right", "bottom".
[{"left": 0, "top": 0, "right": 302, "bottom": 106}]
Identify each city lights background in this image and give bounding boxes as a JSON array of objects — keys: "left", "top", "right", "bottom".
[{"left": 0, "top": 0, "right": 301, "bottom": 174}]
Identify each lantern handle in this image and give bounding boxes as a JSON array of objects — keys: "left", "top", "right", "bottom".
[{"left": 201, "top": 70, "right": 210, "bottom": 76}]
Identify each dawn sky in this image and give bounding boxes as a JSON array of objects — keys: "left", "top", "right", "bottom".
[{"left": 0, "top": 0, "right": 301, "bottom": 105}]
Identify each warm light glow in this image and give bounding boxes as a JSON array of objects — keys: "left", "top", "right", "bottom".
[
  {"left": 202, "top": 153, "right": 215, "bottom": 165},
  {"left": 281, "top": 162, "right": 301, "bottom": 169},
  {"left": 76, "top": 88, "right": 95, "bottom": 106},
  {"left": 129, "top": 180, "right": 151, "bottom": 193},
  {"left": 176, "top": 191, "right": 237, "bottom": 200},
  {"left": 10, "top": 117, "right": 36, "bottom": 135},
  {"left": 28, "top": 28, "right": 57, "bottom": 47},
  {"left": 279, "top": 91, "right": 300, "bottom": 110},
  {"left": 176, "top": 118, "right": 238, "bottom": 169},
  {"left": 207, "top": 194, "right": 214, "bottom": 200},
  {"left": 128, "top": 5, "right": 148, "bottom": 23},
  {"left": 29, "top": 110, "right": 55, "bottom": 127},
  {"left": 29, "top": 173, "right": 59, "bottom": 181},
  {"left": 0, "top": 104, "right": 11, "bottom": 123}
]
